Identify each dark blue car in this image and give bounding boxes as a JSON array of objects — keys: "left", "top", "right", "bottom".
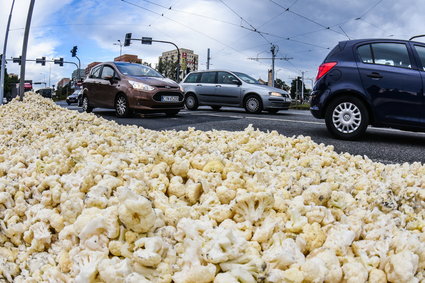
[{"left": 310, "top": 38, "right": 425, "bottom": 140}]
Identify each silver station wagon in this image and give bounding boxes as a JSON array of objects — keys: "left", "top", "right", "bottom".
[{"left": 180, "top": 70, "right": 292, "bottom": 114}]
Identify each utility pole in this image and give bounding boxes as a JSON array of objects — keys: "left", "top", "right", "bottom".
[
  {"left": 301, "top": 71, "right": 305, "bottom": 103},
  {"left": 271, "top": 45, "right": 276, "bottom": 87},
  {"left": 0, "top": 0, "right": 15, "bottom": 105},
  {"left": 18, "top": 0, "right": 35, "bottom": 100},
  {"left": 206, "top": 48, "right": 211, "bottom": 70},
  {"left": 248, "top": 46, "right": 292, "bottom": 88}
]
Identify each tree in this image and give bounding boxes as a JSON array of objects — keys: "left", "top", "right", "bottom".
[
  {"left": 3, "top": 68, "right": 19, "bottom": 100},
  {"left": 274, "top": 78, "right": 290, "bottom": 91},
  {"left": 290, "top": 77, "right": 308, "bottom": 99},
  {"left": 156, "top": 58, "right": 165, "bottom": 74}
]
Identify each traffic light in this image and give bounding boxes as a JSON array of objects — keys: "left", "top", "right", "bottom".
[
  {"left": 54, "top": 58, "right": 64, "bottom": 67},
  {"left": 124, "top": 33, "right": 132, "bottom": 47},
  {"left": 35, "top": 56, "right": 46, "bottom": 66},
  {"left": 12, "top": 56, "right": 22, "bottom": 65},
  {"left": 141, "top": 37, "right": 152, "bottom": 45},
  {"left": 71, "top": 46, "right": 78, "bottom": 57}
]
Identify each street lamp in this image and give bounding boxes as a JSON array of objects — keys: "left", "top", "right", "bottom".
[{"left": 113, "top": 40, "right": 123, "bottom": 56}]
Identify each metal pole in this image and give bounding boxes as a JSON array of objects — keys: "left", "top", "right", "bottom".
[
  {"left": 48, "top": 64, "right": 51, "bottom": 87},
  {"left": 75, "top": 55, "right": 81, "bottom": 81},
  {"left": 0, "top": 0, "right": 15, "bottom": 105},
  {"left": 19, "top": 0, "right": 36, "bottom": 100},
  {"left": 271, "top": 45, "right": 276, "bottom": 88},
  {"left": 301, "top": 71, "right": 305, "bottom": 103},
  {"left": 207, "top": 48, "right": 210, "bottom": 70}
]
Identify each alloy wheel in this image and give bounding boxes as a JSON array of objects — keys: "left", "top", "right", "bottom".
[
  {"left": 116, "top": 96, "right": 127, "bottom": 116},
  {"left": 246, "top": 97, "right": 260, "bottom": 113},
  {"left": 332, "top": 102, "right": 362, "bottom": 134}
]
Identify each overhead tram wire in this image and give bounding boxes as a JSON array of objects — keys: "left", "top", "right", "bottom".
[
  {"left": 137, "top": 0, "right": 243, "bottom": 29},
  {"left": 120, "top": 0, "right": 251, "bottom": 57},
  {"left": 218, "top": 0, "right": 272, "bottom": 45},
  {"left": 269, "top": 0, "right": 348, "bottom": 39}
]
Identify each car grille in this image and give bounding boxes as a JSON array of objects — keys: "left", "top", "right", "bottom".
[
  {"left": 154, "top": 85, "right": 179, "bottom": 89},
  {"left": 153, "top": 92, "right": 184, "bottom": 102}
]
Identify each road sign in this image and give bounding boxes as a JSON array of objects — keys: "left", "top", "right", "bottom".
[{"left": 141, "top": 37, "right": 152, "bottom": 45}]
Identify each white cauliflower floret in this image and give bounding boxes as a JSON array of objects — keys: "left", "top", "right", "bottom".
[
  {"left": 72, "top": 250, "right": 108, "bottom": 283},
  {"left": 302, "top": 183, "right": 332, "bottom": 206},
  {"left": 118, "top": 196, "right": 156, "bottom": 233},
  {"left": 342, "top": 259, "right": 368, "bottom": 283},
  {"left": 202, "top": 222, "right": 247, "bottom": 264},
  {"left": 219, "top": 246, "right": 267, "bottom": 282},
  {"left": 27, "top": 221, "right": 51, "bottom": 252},
  {"left": 98, "top": 257, "right": 133, "bottom": 283},
  {"left": 323, "top": 224, "right": 355, "bottom": 255},
  {"left": 263, "top": 232, "right": 305, "bottom": 269},
  {"left": 385, "top": 250, "right": 419, "bottom": 283},
  {"left": 133, "top": 237, "right": 164, "bottom": 267},
  {"left": 302, "top": 248, "right": 342, "bottom": 283},
  {"left": 231, "top": 191, "right": 274, "bottom": 223}
]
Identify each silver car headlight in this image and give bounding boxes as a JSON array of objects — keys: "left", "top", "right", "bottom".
[
  {"left": 129, "top": 80, "right": 155, "bottom": 91},
  {"left": 269, "top": 92, "right": 282, "bottom": 97}
]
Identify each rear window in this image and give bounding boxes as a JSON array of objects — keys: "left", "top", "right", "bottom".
[
  {"left": 200, "top": 72, "right": 216, "bottom": 84},
  {"left": 184, "top": 73, "right": 200, "bottom": 83},
  {"left": 357, "top": 45, "right": 373, "bottom": 63},
  {"left": 414, "top": 45, "right": 425, "bottom": 71}
]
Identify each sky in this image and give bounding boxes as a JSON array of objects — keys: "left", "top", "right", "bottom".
[{"left": 1, "top": 0, "right": 425, "bottom": 90}]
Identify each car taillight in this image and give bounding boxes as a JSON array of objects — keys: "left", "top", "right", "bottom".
[{"left": 315, "top": 62, "right": 337, "bottom": 81}]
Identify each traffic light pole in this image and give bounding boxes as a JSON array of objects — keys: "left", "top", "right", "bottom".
[
  {"left": 0, "top": 0, "right": 15, "bottom": 105},
  {"left": 75, "top": 55, "right": 81, "bottom": 81},
  {"left": 151, "top": 40, "right": 180, "bottom": 82},
  {"left": 18, "top": 0, "right": 35, "bottom": 101}
]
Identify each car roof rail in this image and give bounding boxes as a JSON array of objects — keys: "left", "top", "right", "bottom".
[{"left": 409, "top": 34, "right": 425, "bottom": 41}]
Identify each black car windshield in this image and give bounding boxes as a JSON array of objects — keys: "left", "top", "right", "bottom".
[
  {"left": 115, "top": 63, "right": 163, "bottom": 78},
  {"left": 234, "top": 72, "right": 260, "bottom": 84}
]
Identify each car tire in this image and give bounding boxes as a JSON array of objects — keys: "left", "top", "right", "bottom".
[
  {"left": 267, "top": 109, "right": 279, "bottom": 114},
  {"left": 325, "top": 96, "right": 369, "bottom": 140},
  {"left": 211, "top": 106, "right": 221, "bottom": 111},
  {"left": 82, "top": 96, "right": 93, "bottom": 113},
  {"left": 165, "top": 110, "right": 180, "bottom": 116},
  {"left": 115, "top": 95, "right": 131, "bottom": 118},
  {"left": 244, "top": 95, "right": 263, "bottom": 114},
  {"left": 185, "top": 94, "right": 198, "bottom": 110}
]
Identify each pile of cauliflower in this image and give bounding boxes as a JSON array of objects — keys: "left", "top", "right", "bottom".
[{"left": 0, "top": 94, "right": 424, "bottom": 283}]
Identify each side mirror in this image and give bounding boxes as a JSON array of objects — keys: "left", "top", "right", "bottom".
[{"left": 232, "top": 79, "right": 241, "bottom": 85}]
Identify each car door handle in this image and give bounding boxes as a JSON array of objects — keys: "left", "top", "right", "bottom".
[
  {"left": 196, "top": 84, "right": 203, "bottom": 86},
  {"left": 215, "top": 85, "right": 222, "bottom": 87},
  {"left": 367, "top": 72, "right": 383, "bottom": 79}
]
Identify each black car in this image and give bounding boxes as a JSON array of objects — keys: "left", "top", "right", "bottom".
[
  {"left": 310, "top": 38, "right": 425, "bottom": 140},
  {"left": 66, "top": 89, "right": 83, "bottom": 105}
]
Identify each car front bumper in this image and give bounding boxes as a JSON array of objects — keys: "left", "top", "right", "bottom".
[{"left": 263, "top": 96, "right": 292, "bottom": 110}]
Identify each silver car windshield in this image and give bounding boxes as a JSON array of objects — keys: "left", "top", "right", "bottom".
[
  {"left": 234, "top": 72, "right": 260, "bottom": 84},
  {"left": 115, "top": 63, "right": 163, "bottom": 78}
]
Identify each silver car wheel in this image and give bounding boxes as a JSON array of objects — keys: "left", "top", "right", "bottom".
[
  {"left": 116, "top": 96, "right": 127, "bottom": 116},
  {"left": 82, "top": 97, "right": 88, "bottom": 111},
  {"left": 186, "top": 96, "right": 195, "bottom": 108},
  {"left": 332, "top": 102, "right": 362, "bottom": 134},
  {"left": 246, "top": 97, "right": 260, "bottom": 112}
]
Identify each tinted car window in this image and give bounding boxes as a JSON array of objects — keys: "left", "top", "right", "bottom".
[
  {"left": 371, "top": 43, "right": 411, "bottom": 68},
  {"left": 115, "top": 63, "right": 162, "bottom": 77},
  {"left": 414, "top": 45, "right": 425, "bottom": 71},
  {"left": 101, "top": 66, "right": 115, "bottom": 79},
  {"left": 217, "top": 72, "right": 238, "bottom": 84},
  {"left": 91, "top": 66, "right": 101, "bottom": 78},
  {"left": 184, "top": 73, "right": 200, "bottom": 83},
  {"left": 358, "top": 44, "right": 373, "bottom": 63},
  {"left": 200, "top": 72, "right": 216, "bottom": 83}
]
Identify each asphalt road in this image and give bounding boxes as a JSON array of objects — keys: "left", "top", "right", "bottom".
[{"left": 59, "top": 102, "right": 425, "bottom": 165}]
